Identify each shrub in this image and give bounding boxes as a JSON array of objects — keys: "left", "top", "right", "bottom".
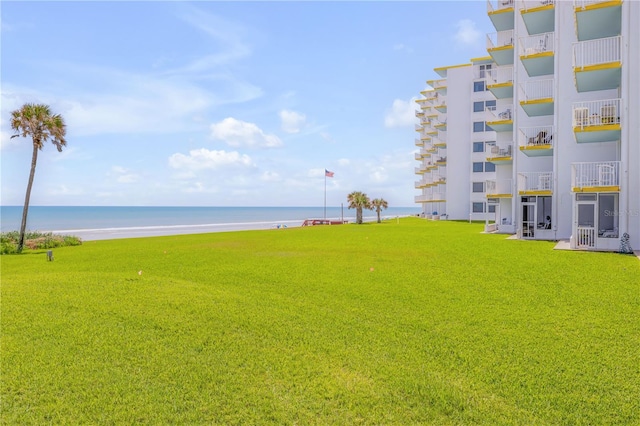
[{"left": 0, "top": 231, "right": 82, "bottom": 254}]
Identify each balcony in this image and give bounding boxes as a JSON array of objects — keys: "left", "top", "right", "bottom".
[
  {"left": 487, "top": 0, "right": 515, "bottom": 31},
  {"left": 434, "top": 156, "right": 447, "bottom": 166},
  {"left": 574, "top": 0, "right": 622, "bottom": 41},
  {"left": 518, "top": 126, "right": 554, "bottom": 157},
  {"left": 486, "top": 179, "right": 513, "bottom": 198},
  {"left": 572, "top": 161, "right": 620, "bottom": 192},
  {"left": 487, "top": 30, "right": 515, "bottom": 65},
  {"left": 434, "top": 120, "right": 447, "bottom": 131},
  {"left": 432, "top": 192, "right": 446, "bottom": 202},
  {"left": 414, "top": 138, "right": 424, "bottom": 147},
  {"left": 414, "top": 167, "right": 425, "bottom": 175},
  {"left": 485, "top": 105, "right": 513, "bottom": 132},
  {"left": 414, "top": 153, "right": 422, "bottom": 161},
  {"left": 519, "top": 79, "right": 554, "bottom": 116},
  {"left": 486, "top": 143, "right": 513, "bottom": 164},
  {"left": 415, "top": 178, "right": 429, "bottom": 189},
  {"left": 432, "top": 174, "right": 446, "bottom": 185},
  {"left": 414, "top": 124, "right": 423, "bottom": 133},
  {"left": 519, "top": 32, "right": 554, "bottom": 76},
  {"left": 433, "top": 131, "right": 447, "bottom": 148},
  {"left": 520, "top": 1, "right": 556, "bottom": 35},
  {"left": 420, "top": 146, "right": 432, "bottom": 157},
  {"left": 428, "top": 79, "right": 448, "bottom": 96},
  {"left": 573, "top": 36, "right": 621, "bottom": 92},
  {"left": 415, "top": 194, "right": 432, "bottom": 203},
  {"left": 518, "top": 172, "right": 553, "bottom": 195},
  {"left": 486, "top": 66, "right": 514, "bottom": 99},
  {"left": 434, "top": 100, "right": 447, "bottom": 113},
  {"left": 573, "top": 98, "right": 621, "bottom": 143}
]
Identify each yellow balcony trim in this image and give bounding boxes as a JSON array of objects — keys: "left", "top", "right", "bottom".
[
  {"left": 487, "top": 156, "right": 512, "bottom": 162},
  {"left": 434, "top": 143, "right": 446, "bottom": 148},
  {"left": 470, "top": 55, "right": 493, "bottom": 63},
  {"left": 486, "top": 119, "right": 513, "bottom": 126},
  {"left": 572, "top": 186, "right": 620, "bottom": 193},
  {"left": 520, "top": 51, "right": 554, "bottom": 60},
  {"left": 521, "top": 4, "right": 554, "bottom": 14},
  {"left": 520, "top": 97, "right": 553, "bottom": 106},
  {"left": 489, "top": 6, "right": 515, "bottom": 16},
  {"left": 433, "top": 63, "right": 471, "bottom": 72},
  {"left": 486, "top": 194, "right": 512, "bottom": 198},
  {"left": 488, "top": 45, "right": 514, "bottom": 53},
  {"left": 575, "top": 61, "right": 621, "bottom": 72},
  {"left": 487, "top": 82, "right": 513, "bottom": 90},
  {"left": 518, "top": 190, "right": 552, "bottom": 196},
  {"left": 520, "top": 144, "right": 551, "bottom": 151},
  {"left": 575, "top": 0, "right": 621, "bottom": 12},
  {"left": 573, "top": 124, "right": 621, "bottom": 133},
  {"left": 415, "top": 98, "right": 429, "bottom": 104}
]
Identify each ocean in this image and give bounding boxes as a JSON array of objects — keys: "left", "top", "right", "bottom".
[{"left": 0, "top": 206, "right": 421, "bottom": 240}]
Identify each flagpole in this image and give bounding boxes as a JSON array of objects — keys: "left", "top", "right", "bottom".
[{"left": 324, "top": 171, "right": 327, "bottom": 220}]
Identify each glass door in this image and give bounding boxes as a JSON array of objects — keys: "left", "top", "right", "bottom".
[
  {"left": 576, "top": 202, "right": 596, "bottom": 248},
  {"left": 522, "top": 202, "right": 536, "bottom": 238}
]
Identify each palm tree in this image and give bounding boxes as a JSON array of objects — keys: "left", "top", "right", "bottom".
[
  {"left": 11, "top": 103, "right": 67, "bottom": 253},
  {"left": 347, "top": 191, "right": 371, "bottom": 224},
  {"left": 371, "top": 198, "right": 388, "bottom": 223}
]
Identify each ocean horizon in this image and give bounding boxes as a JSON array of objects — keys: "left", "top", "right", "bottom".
[{"left": 0, "top": 205, "right": 421, "bottom": 240}]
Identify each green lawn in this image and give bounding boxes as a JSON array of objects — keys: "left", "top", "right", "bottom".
[{"left": 2, "top": 218, "right": 638, "bottom": 425}]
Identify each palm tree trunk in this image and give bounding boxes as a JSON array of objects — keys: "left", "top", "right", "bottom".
[
  {"left": 356, "top": 207, "right": 363, "bottom": 224},
  {"left": 377, "top": 208, "right": 381, "bottom": 223},
  {"left": 18, "top": 144, "right": 39, "bottom": 253}
]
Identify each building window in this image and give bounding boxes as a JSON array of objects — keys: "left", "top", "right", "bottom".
[
  {"left": 473, "top": 162, "right": 484, "bottom": 172},
  {"left": 473, "top": 121, "right": 486, "bottom": 132},
  {"left": 478, "top": 64, "right": 493, "bottom": 78},
  {"left": 473, "top": 142, "right": 485, "bottom": 153},
  {"left": 474, "top": 100, "right": 496, "bottom": 112},
  {"left": 473, "top": 81, "right": 485, "bottom": 92},
  {"left": 472, "top": 182, "right": 485, "bottom": 192},
  {"left": 472, "top": 202, "right": 485, "bottom": 213},
  {"left": 488, "top": 204, "right": 496, "bottom": 213},
  {"left": 485, "top": 162, "right": 496, "bottom": 172}
]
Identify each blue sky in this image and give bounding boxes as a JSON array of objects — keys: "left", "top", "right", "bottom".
[{"left": 1, "top": 1, "right": 493, "bottom": 207}]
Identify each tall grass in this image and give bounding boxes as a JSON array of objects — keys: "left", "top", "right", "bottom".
[{"left": 1, "top": 218, "right": 638, "bottom": 424}]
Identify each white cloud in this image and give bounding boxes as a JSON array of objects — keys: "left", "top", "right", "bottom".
[
  {"left": 384, "top": 98, "right": 418, "bottom": 128},
  {"left": 210, "top": 117, "right": 282, "bottom": 148},
  {"left": 169, "top": 148, "right": 254, "bottom": 171},
  {"left": 261, "top": 171, "right": 281, "bottom": 182},
  {"left": 279, "top": 109, "right": 306, "bottom": 134},
  {"left": 454, "top": 19, "right": 481, "bottom": 46},
  {"left": 110, "top": 166, "right": 140, "bottom": 184},
  {"left": 338, "top": 158, "right": 350, "bottom": 166}
]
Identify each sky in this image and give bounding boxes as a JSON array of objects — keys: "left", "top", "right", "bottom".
[{"left": 1, "top": 1, "right": 494, "bottom": 207}]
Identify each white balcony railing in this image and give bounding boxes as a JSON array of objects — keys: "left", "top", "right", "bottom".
[
  {"left": 520, "top": 0, "right": 555, "bottom": 11},
  {"left": 487, "top": 0, "right": 515, "bottom": 14},
  {"left": 572, "top": 98, "right": 621, "bottom": 128},
  {"left": 415, "top": 124, "right": 423, "bottom": 132},
  {"left": 573, "top": 36, "right": 621, "bottom": 69},
  {"left": 518, "top": 172, "right": 553, "bottom": 192},
  {"left": 486, "top": 66, "right": 514, "bottom": 86},
  {"left": 486, "top": 179, "right": 513, "bottom": 196},
  {"left": 430, "top": 79, "right": 447, "bottom": 90},
  {"left": 432, "top": 192, "right": 446, "bottom": 201},
  {"left": 487, "top": 29, "right": 515, "bottom": 50},
  {"left": 519, "top": 32, "right": 554, "bottom": 56},
  {"left": 415, "top": 194, "right": 432, "bottom": 203},
  {"left": 486, "top": 105, "right": 513, "bottom": 121},
  {"left": 486, "top": 143, "right": 513, "bottom": 158},
  {"left": 518, "top": 125, "right": 554, "bottom": 148},
  {"left": 571, "top": 161, "right": 620, "bottom": 188},
  {"left": 518, "top": 78, "right": 553, "bottom": 102}
]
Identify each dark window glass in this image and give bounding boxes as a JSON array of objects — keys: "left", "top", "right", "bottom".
[
  {"left": 472, "top": 182, "right": 485, "bottom": 192},
  {"left": 473, "top": 121, "right": 486, "bottom": 132},
  {"left": 473, "top": 142, "right": 484, "bottom": 152},
  {"left": 473, "top": 81, "right": 485, "bottom": 92},
  {"left": 485, "top": 162, "right": 496, "bottom": 172},
  {"left": 473, "top": 101, "right": 484, "bottom": 112},
  {"left": 472, "top": 202, "right": 485, "bottom": 213},
  {"left": 488, "top": 205, "right": 496, "bottom": 213},
  {"left": 473, "top": 162, "right": 484, "bottom": 172}
]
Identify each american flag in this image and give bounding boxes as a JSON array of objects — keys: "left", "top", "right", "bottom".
[{"left": 325, "top": 169, "right": 334, "bottom": 178}]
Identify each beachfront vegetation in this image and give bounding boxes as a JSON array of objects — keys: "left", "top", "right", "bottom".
[
  {"left": 371, "top": 198, "right": 388, "bottom": 223},
  {"left": 1, "top": 231, "right": 82, "bottom": 254},
  {"left": 10, "top": 103, "right": 67, "bottom": 253},
  {"left": 2, "top": 218, "right": 638, "bottom": 424},
  {"left": 347, "top": 191, "right": 372, "bottom": 224}
]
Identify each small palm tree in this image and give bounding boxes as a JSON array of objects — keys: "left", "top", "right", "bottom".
[
  {"left": 347, "top": 191, "right": 371, "bottom": 224},
  {"left": 11, "top": 103, "right": 67, "bottom": 253},
  {"left": 371, "top": 198, "right": 388, "bottom": 223}
]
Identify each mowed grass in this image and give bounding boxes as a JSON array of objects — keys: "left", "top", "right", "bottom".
[{"left": 1, "top": 217, "right": 638, "bottom": 425}]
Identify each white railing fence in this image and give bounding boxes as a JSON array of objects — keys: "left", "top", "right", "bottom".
[
  {"left": 486, "top": 66, "right": 514, "bottom": 86},
  {"left": 518, "top": 172, "right": 553, "bottom": 192},
  {"left": 487, "top": 30, "right": 515, "bottom": 50},
  {"left": 519, "top": 32, "right": 554, "bottom": 56},
  {"left": 572, "top": 98, "right": 621, "bottom": 128},
  {"left": 519, "top": 125, "right": 554, "bottom": 147},
  {"left": 571, "top": 161, "right": 620, "bottom": 188},
  {"left": 486, "top": 179, "right": 513, "bottom": 195},
  {"left": 518, "top": 78, "right": 553, "bottom": 101},
  {"left": 573, "top": 36, "right": 621, "bottom": 68},
  {"left": 576, "top": 227, "right": 595, "bottom": 248},
  {"left": 486, "top": 143, "right": 513, "bottom": 158}
]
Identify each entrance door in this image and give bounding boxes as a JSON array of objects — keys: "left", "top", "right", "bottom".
[
  {"left": 576, "top": 202, "right": 596, "bottom": 248},
  {"left": 522, "top": 202, "right": 535, "bottom": 238}
]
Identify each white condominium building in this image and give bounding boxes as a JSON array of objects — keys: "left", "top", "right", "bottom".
[{"left": 415, "top": 0, "right": 639, "bottom": 252}]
